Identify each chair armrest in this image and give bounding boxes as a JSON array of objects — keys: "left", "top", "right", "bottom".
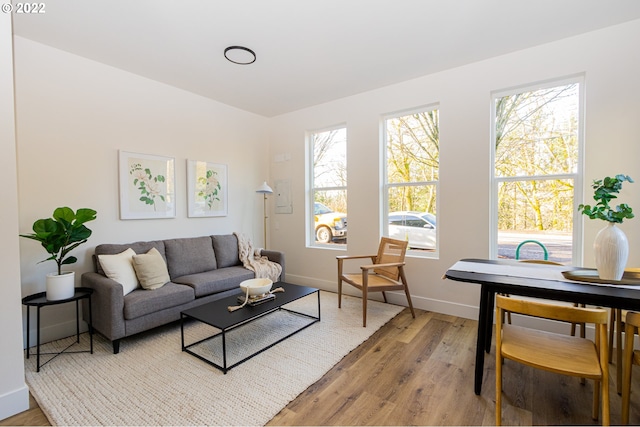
[
  {"left": 81, "top": 272, "right": 126, "bottom": 341},
  {"left": 336, "top": 254, "right": 376, "bottom": 260},
  {"left": 360, "top": 262, "right": 405, "bottom": 271}
]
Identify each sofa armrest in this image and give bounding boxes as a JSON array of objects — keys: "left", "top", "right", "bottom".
[
  {"left": 81, "top": 272, "right": 126, "bottom": 342},
  {"left": 260, "top": 249, "right": 285, "bottom": 282}
]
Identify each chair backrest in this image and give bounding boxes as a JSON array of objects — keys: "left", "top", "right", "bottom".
[
  {"left": 496, "top": 294, "right": 608, "bottom": 325},
  {"left": 373, "top": 237, "right": 408, "bottom": 281}
]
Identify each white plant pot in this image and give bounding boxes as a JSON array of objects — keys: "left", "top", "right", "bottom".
[
  {"left": 46, "top": 271, "right": 76, "bottom": 301},
  {"left": 594, "top": 222, "right": 629, "bottom": 281}
]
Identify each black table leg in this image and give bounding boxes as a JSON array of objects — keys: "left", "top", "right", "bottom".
[
  {"left": 485, "top": 290, "right": 495, "bottom": 353},
  {"left": 474, "top": 285, "right": 490, "bottom": 395},
  {"left": 75, "top": 299, "right": 80, "bottom": 343},
  {"left": 26, "top": 306, "right": 30, "bottom": 359},
  {"left": 36, "top": 306, "right": 41, "bottom": 372},
  {"left": 89, "top": 295, "right": 93, "bottom": 354}
]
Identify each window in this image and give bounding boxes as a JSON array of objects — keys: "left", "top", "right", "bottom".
[
  {"left": 309, "top": 126, "right": 347, "bottom": 246},
  {"left": 491, "top": 79, "right": 583, "bottom": 264},
  {"left": 383, "top": 107, "right": 439, "bottom": 254}
]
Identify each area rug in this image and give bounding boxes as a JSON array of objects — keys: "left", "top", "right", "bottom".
[{"left": 25, "top": 291, "right": 403, "bottom": 426}]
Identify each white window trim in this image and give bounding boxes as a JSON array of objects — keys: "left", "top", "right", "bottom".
[{"left": 489, "top": 75, "right": 585, "bottom": 265}]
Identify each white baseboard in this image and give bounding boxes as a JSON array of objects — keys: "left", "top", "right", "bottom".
[
  {"left": 285, "top": 273, "right": 601, "bottom": 337},
  {"left": 24, "top": 318, "right": 90, "bottom": 348},
  {"left": 0, "top": 384, "right": 29, "bottom": 421}
]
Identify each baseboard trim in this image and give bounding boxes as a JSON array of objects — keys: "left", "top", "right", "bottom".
[{"left": 0, "top": 383, "right": 29, "bottom": 421}]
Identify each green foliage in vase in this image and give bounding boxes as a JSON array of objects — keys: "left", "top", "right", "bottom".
[
  {"left": 20, "top": 207, "right": 97, "bottom": 275},
  {"left": 578, "top": 174, "right": 634, "bottom": 223}
]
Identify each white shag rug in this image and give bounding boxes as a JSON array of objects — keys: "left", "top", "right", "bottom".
[{"left": 25, "top": 291, "right": 403, "bottom": 426}]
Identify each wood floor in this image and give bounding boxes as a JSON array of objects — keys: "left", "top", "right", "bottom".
[{"left": 4, "top": 307, "right": 640, "bottom": 426}]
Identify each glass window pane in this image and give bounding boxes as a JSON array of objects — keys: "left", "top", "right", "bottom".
[
  {"left": 313, "top": 189, "right": 347, "bottom": 245},
  {"left": 313, "top": 128, "right": 346, "bottom": 188},
  {"left": 495, "top": 84, "right": 578, "bottom": 178},
  {"left": 497, "top": 179, "right": 574, "bottom": 263},
  {"left": 386, "top": 111, "right": 439, "bottom": 184}
]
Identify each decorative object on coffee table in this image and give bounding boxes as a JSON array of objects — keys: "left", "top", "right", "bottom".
[
  {"left": 20, "top": 207, "right": 97, "bottom": 300},
  {"left": 579, "top": 174, "right": 634, "bottom": 280}
]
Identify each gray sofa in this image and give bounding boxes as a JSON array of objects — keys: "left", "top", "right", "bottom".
[{"left": 81, "top": 234, "right": 285, "bottom": 353}]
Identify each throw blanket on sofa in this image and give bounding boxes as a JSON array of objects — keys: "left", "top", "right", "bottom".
[{"left": 235, "top": 232, "right": 283, "bottom": 282}]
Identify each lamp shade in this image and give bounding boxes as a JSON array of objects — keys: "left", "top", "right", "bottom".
[{"left": 256, "top": 181, "right": 273, "bottom": 194}]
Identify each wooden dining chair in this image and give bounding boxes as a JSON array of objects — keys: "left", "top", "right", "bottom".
[
  {"left": 511, "top": 260, "right": 586, "bottom": 338},
  {"left": 495, "top": 294, "right": 610, "bottom": 426},
  {"left": 622, "top": 311, "right": 640, "bottom": 424},
  {"left": 337, "top": 237, "right": 415, "bottom": 327}
]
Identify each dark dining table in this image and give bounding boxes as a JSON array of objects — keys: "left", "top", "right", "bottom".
[{"left": 444, "top": 258, "right": 640, "bottom": 395}]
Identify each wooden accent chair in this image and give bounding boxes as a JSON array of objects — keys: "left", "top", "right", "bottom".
[
  {"left": 495, "top": 294, "right": 610, "bottom": 426},
  {"left": 622, "top": 311, "right": 640, "bottom": 424},
  {"left": 337, "top": 237, "right": 415, "bottom": 327}
]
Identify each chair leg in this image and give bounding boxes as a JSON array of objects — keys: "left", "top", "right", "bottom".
[
  {"left": 398, "top": 268, "right": 415, "bottom": 319},
  {"left": 381, "top": 291, "right": 388, "bottom": 303},
  {"left": 362, "top": 285, "right": 368, "bottom": 327},
  {"left": 337, "top": 278, "right": 342, "bottom": 309},
  {"left": 617, "top": 309, "right": 623, "bottom": 395},
  {"left": 622, "top": 324, "right": 635, "bottom": 425}
]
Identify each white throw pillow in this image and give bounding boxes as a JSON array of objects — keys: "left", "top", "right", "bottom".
[
  {"left": 132, "top": 247, "right": 170, "bottom": 290},
  {"left": 98, "top": 248, "right": 139, "bottom": 295}
]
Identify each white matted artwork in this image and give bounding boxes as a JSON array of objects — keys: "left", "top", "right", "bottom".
[
  {"left": 187, "top": 160, "right": 227, "bottom": 217},
  {"left": 119, "top": 151, "right": 176, "bottom": 220}
]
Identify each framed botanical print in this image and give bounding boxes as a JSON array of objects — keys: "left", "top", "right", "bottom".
[
  {"left": 187, "top": 160, "right": 228, "bottom": 217},
  {"left": 119, "top": 151, "right": 176, "bottom": 219}
]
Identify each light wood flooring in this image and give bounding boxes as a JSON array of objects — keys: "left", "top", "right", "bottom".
[{"left": 3, "top": 307, "right": 640, "bottom": 426}]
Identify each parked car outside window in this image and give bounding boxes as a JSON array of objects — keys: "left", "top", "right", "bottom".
[
  {"left": 388, "top": 211, "right": 436, "bottom": 250},
  {"left": 314, "top": 202, "right": 347, "bottom": 243}
]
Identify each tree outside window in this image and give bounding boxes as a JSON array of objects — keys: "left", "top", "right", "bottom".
[
  {"left": 492, "top": 81, "right": 581, "bottom": 263},
  {"left": 310, "top": 127, "right": 347, "bottom": 246},
  {"left": 383, "top": 108, "right": 439, "bottom": 254}
]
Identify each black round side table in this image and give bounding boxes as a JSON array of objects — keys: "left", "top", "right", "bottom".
[{"left": 22, "top": 287, "right": 94, "bottom": 372}]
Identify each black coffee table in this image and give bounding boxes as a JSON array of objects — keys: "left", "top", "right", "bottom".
[{"left": 180, "top": 281, "right": 320, "bottom": 373}]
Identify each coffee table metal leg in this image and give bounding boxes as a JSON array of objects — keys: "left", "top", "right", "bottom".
[{"left": 222, "top": 329, "right": 228, "bottom": 374}]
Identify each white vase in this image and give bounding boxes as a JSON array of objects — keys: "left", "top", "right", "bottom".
[
  {"left": 594, "top": 222, "right": 629, "bottom": 281},
  {"left": 46, "top": 271, "right": 76, "bottom": 300}
]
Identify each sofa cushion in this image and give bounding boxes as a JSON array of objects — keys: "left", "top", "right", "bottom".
[
  {"left": 172, "top": 266, "right": 254, "bottom": 298},
  {"left": 164, "top": 236, "right": 217, "bottom": 279},
  {"left": 123, "top": 282, "right": 194, "bottom": 320},
  {"left": 98, "top": 248, "right": 139, "bottom": 295},
  {"left": 132, "top": 248, "right": 170, "bottom": 290},
  {"left": 212, "top": 234, "right": 241, "bottom": 268},
  {"left": 95, "top": 240, "right": 166, "bottom": 275}
]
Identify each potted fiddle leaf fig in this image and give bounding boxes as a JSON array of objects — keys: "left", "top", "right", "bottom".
[
  {"left": 578, "top": 174, "right": 634, "bottom": 280},
  {"left": 20, "top": 207, "right": 97, "bottom": 300}
]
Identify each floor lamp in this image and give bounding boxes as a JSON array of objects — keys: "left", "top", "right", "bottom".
[{"left": 256, "top": 181, "right": 273, "bottom": 248}]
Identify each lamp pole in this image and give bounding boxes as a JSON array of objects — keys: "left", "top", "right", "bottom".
[{"left": 256, "top": 181, "right": 273, "bottom": 249}]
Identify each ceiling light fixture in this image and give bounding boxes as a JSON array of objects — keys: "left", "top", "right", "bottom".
[{"left": 224, "top": 46, "right": 256, "bottom": 65}]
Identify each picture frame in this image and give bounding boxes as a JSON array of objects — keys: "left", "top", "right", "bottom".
[
  {"left": 187, "top": 160, "right": 228, "bottom": 217},
  {"left": 119, "top": 150, "right": 176, "bottom": 220}
]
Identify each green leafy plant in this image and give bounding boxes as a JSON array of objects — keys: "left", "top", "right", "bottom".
[
  {"left": 578, "top": 174, "right": 634, "bottom": 223},
  {"left": 20, "top": 207, "right": 97, "bottom": 275}
]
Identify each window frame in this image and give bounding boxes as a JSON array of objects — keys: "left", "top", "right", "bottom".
[
  {"left": 489, "top": 75, "right": 585, "bottom": 265},
  {"left": 381, "top": 104, "right": 440, "bottom": 258},
  {"left": 306, "top": 124, "right": 348, "bottom": 249}
]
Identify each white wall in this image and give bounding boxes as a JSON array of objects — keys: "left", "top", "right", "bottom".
[
  {"left": 14, "top": 37, "right": 271, "bottom": 345},
  {"left": 0, "top": 14, "right": 29, "bottom": 421},
  {"left": 269, "top": 19, "right": 640, "bottom": 320}
]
